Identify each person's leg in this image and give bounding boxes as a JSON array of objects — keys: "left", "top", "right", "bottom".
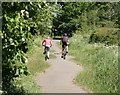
[
  {"left": 62, "top": 47, "right": 64, "bottom": 54},
  {"left": 61, "top": 44, "right": 64, "bottom": 58},
  {"left": 66, "top": 45, "right": 68, "bottom": 53},
  {"left": 62, "top": 44, "right": 64, "bottom": 53},
  {"left": 43, "top": 47, "right": 46, "bottom": 54},
  {"left": 47, "top": 47, "right": 50, "bottom": 58},
  {"left": 47, "top": 51, "right": 50, "bottom": 58},
  {"left": 64, "top": 43, "right": 68, "bottom": 53}
]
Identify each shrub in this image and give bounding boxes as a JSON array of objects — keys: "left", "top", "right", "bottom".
[
  {"left": 69, "top": 34, "right": 118, "bottom": 93},
  {"left": 89, "top": 29, "right": 119, "bottom": 45}
]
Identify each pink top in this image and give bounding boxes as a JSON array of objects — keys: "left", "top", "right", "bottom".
[{"left": 43, "top": 39, "right": 52, "bottom": 46}]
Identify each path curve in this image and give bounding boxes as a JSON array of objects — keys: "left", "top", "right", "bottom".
[{"left": 36, "top": 40, "right": 88, "bottom": 93}]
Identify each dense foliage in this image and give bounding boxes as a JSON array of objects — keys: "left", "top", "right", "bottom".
[
  {"left": 69, "top": 35, "right": 118, "bottom": 93},
  {"left": 2, "top": 2, "right": 32, "bottom": 89},
  {"left": 2, "top": 2, "right": 56, "bottom": 93},
  {"left": 53, "top": 2, "right": 119, "bottom": 36},
  {"left": 89, "top": 28, "right": 119, "bottom": 45},
  {"left": 1, "top": 1, "right": 119, "bottom": 93}
]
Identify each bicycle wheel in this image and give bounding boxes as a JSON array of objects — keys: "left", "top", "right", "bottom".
[
  {"left": 63, "top": 47, "right": 67, "bottom": 60},
  {"left": 45, "top": 52, "right": 47, "bottom": 61},
  {"left": 63, "top": 54, "right": 66, "bottom": 59}
]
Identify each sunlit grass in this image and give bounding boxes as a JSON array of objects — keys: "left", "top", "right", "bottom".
[{"left": 69, "top": 34, "right": 118, "bottom": 93}]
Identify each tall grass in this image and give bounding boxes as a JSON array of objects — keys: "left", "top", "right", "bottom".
[
  {"left": 26, "top": 36, "right": 51, "bottom": 76},
  {"left": 69, "top": 34, "right": 118, "bottom": 93},
  {"left": 13, "top": 36, "right": 54, "bottom": 93}
]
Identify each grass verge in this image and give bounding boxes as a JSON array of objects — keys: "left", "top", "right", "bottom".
[
  {"left": 15, "top": 36, "right": 56, "bottom": 93},
  {"left": 69, "top": 34, "right": 118, "bottom": 93}
]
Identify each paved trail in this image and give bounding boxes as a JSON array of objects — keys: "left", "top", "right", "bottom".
[{"left": 36, "top": 40, "right": 88, "bottom": 93}]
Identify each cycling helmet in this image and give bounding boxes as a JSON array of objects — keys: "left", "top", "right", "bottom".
[{"left": 63, "top": 33, "right": 67, "bottom": 36}]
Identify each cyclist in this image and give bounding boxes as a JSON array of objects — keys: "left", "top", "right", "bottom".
[
  {"left": 60, "top": 33, "right": 69, "bottom": 58},
  {"left": 42, "top": 36, "right": 52, "bottom": 59}
]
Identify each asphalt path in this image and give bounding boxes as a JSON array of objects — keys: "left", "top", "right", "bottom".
[{"left": 36, "top": 40, "right": 88, "bottom": 93}]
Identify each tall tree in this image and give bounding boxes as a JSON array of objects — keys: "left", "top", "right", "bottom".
[{"left": 53, "top": 2, "right": 119, "bottom": 36}]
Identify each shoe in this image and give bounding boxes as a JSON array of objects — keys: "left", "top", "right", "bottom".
[
  {"left": 47, "top": 56, "right": 49, "bottom": 59},
  {"left": 43, "top": 51, "right": 46, "bottom": 54},
  {"left": 61, "top": 56, "right": 63, "bottom": 58},
  {"left": 66, "top": 51, "right": 68, "bottom": 53}
]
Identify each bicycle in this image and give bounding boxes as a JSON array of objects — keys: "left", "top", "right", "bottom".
[
  {"left": 62, "top": 46, "right": 67, "bottom": 60},
  {"left": 43, "top": 45, "right": 50, "bottom": 61}
]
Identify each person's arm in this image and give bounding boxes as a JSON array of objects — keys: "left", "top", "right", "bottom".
[
  {"left": 50, "top": 40, "right": 52, "bottom": 47},
  {"left": 67, "top": 40, "right": 69, "bottom": 44},
  {"left": 42, "top": 40, "right": 45, "bottom": 46}
]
